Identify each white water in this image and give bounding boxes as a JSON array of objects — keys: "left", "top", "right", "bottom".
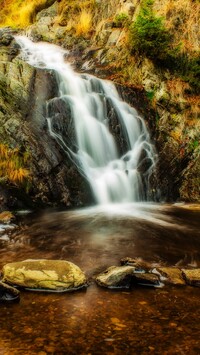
[{"left": 16, "top": 36, "right": 157, "bottom": 205}]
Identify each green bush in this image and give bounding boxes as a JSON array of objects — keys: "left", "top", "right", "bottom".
[
  {"left": 129, "top": 0, "right": 172, "bottom": 61},
  {"left": 129, "top": 0, "right": 200, "bottom": 94},
  {"left": 113, "top": 13, "right": 129, "bottom": 28}
]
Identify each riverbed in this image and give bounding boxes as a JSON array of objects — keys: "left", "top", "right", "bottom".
[{"left": 0, "top": 203, "right": 199, "bottom": 354}]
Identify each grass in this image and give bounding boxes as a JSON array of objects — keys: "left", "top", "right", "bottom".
[
  {"left": 0, "top": 143, "right": 30, "bottom": 186},
  {"left": 154, "top": 0, "right": 200, "bottom": 53},
  {"left": 76, "top": 10, "right": 93, "bottom": 36},
  {"left": 0, "top": 0, "right": 55, "bottom": 28}
]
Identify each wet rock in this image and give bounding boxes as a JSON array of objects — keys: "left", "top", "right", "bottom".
[
  {"left": 0, "top": 28, "right": 15, "bottom": 46},
  {"left": 2, "top": 260, "right": 87, "bottom": 292},
  {"left": 182, "top": 269, "right": 200, "bottom": 287},
  {"left": 154, "top": 267, "right": 185, "bottom": 286},
  {"left": 95, "top": 265, "right": 135, "bottom": 289},
  {"left": 0, "top": 281, "right": 20, "bottom": 302},
  {"left": 133, "top": 273, "right": 161, "bottom": 287},
  {"left": 120, "top": 257, "right": 152, "bottom": 272}
]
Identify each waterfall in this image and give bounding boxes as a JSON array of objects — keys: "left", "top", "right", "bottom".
[{"left": 15, "top": 36, "right": 157, "bottom": 205}]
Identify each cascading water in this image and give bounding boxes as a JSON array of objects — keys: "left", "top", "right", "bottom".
[{"left": 16, "top": 36, "right": 157, "bottom": 205}]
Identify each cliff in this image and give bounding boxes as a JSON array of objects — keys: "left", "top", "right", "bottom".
[{"left": 0, "top": 0, "right": 199, "bottom": 207}]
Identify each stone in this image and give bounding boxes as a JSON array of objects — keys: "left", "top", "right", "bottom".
[
  {"left": 154, "top": 267, "right": 185, "bottom": 286},
  {"left": 182, "top": 269, "right": 200, "bottom": 287},
  {"left": 133, "top": 273, "right": 161, "bottom": 287},
  {"left": 95, "top": 265, "right": 135, "bottom": 288},
  {"left": 0, "top": 281, "right": 20, "bottom": 302},
  {"left": 107, "top": 29, "right": 122, "bottom": 46},
  {"left": 120, "top": 257, "right": 152, "bottom": 272},
  {"left": 2, "top": 260, "right": 87, "bottom": 292}
]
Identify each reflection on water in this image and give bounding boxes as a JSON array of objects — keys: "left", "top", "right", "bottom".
[{"left": 0, "top": 203, "right": 200, "bottom": 354}]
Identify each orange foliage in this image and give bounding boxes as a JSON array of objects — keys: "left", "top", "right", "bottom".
[{"left": 0, "top": 143, "right": 30, "bottom": 186}]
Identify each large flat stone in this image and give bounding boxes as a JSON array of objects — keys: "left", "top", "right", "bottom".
[
  {"left": 2, "top": 259, "right": 87, "bottom": 292},
  {"left": 182, "top": 269, "right": 200, "bottom": 287},
  {"left": 155, "top": 267, "right": 185, "bottom": 286}
]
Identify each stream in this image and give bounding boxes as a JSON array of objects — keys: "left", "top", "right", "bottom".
[{"left": 0, "top": 203, "right": 199, "bottom": 354}]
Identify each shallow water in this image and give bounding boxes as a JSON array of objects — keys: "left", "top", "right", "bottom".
[{"left": 0, "top": 203, "right": 200, "bottom": 354}]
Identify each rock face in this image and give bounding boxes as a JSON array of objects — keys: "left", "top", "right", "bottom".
[
  {"left": 23, "top": 0, "right": 199, "bottom": 203},
  {"left": 1, "top": 0, "right": 200, "bottom": 206},
  {"left": 0, "top": 28, "right": 92, "bottom": 210},
  {"left": 2, "top": 259, "right": 87, "bottom": 291}
]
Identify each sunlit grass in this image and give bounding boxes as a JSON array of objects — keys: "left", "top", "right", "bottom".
[
  {"left": 75, "top": 10, "right": 93, "bottom": 36},
  {"left": 0, "top": 143, "right": 30, "bottom": 186},
  {"left": 0, "top": 0, "right": 54, "bottom": 28}
]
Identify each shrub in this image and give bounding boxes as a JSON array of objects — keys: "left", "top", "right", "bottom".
[
  {"left": 129, "top": 0, "right": 172, "bottom": 61},
  {"left": 113, "top": 13, "right": 129, "bottom": 28},
  {"left": 129, "top": 0, "right": 200, "bottom": 93}
]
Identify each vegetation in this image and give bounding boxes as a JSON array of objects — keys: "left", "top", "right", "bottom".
[
  {"left": 76, "top": 10, "right": 93, "bottom": 36},
  {"left": 113, "top": 13, "right": 129, "bottom": 28},
  {"left": 129, "top": 0, "right": 172, "bottom": 61},
  {"left": 129, "top": 0, "right": 200, "bottom": 94},
  {"left": 0, "top": 0, "right": 55, "bottom": 28},
  {"left": 0, "top": 143, "right": 30, "bottom": 186}
]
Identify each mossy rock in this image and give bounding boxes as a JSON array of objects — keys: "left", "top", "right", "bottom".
[{"left": 2, "top": 259, "right": 87, "bottom": 292}]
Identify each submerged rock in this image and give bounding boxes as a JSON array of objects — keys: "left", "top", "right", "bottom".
[
  {"left": 0, "top": 281, "right": 20, "bottom": 302},
  {"left": 95, "top": 265, "right": 135, "bottom": 289},
  {"left": 2, "top": 260, "right": 87, "bottom": 292},
  {"left": 132, "top": 273, "right": 161, "bottom": 287},
  {"left": 182, "top": 269, "right": 200, "bottom": 287}
]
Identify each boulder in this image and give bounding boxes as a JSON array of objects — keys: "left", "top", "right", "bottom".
[
  {"left": 182, "top": 269, "right": 200, "bottom": 287},
  {"left": 2, "top": 260, "right": 87, "bottom": 292},
  {"left": 95, "top": 265, "right": 135, "bottom": 288},
  {"left": 0, "top": 281, "right": 20, "bottom": 302}
]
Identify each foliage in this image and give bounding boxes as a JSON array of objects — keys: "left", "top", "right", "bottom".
[
  {"left": 0, "top": 0, "right": 55, "bottom": 28},
  {"left": 76, "top": 10, "right": 93, "bottom": 36},
  {"left": 129, "top": 0, "right": 172, "bottom": 61},
  {"left": 129, "top": 0, "right": 200, "bottom": 94},
  {"left": 113, "top": 13, "right": 129, "bottom": 28},
  {"left": 0, "top": 143, "right": 30, "bottom": 186},
  {"left": 188, "top": 139, "right": 199, "bottom": 153}
]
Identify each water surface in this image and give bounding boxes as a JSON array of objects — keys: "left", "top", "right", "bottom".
[{"left": 0, "top": 203, "right": 199, "bottom": 354}]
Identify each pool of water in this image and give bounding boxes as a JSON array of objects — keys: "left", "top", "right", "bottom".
[{"left": 0, "top": 203, "right": 199, "bottom": 354}]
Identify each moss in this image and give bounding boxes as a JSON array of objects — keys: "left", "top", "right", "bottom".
[{"left": 113, "top": 13, "right": 130, "bottom": 28}]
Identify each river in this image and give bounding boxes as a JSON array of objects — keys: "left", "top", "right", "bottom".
[{"left": 0, "top": 203, "right": 199, "bottom": 354}]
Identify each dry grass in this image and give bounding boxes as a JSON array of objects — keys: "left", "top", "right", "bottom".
[
  {"left": 154, "top": 0, "right": 200, "bottom": 53},
  {"left": 0, "top": 0, "right": 53, "bottom": 28},
  {"left": 76, "top": 10, "right": 93, "bottom": 36},
  {"left": 0, "top": 144, "right": 30, "bottom": 185},
  {"left": 166, "top": 78, "right": 190, "bottom": 98}
]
